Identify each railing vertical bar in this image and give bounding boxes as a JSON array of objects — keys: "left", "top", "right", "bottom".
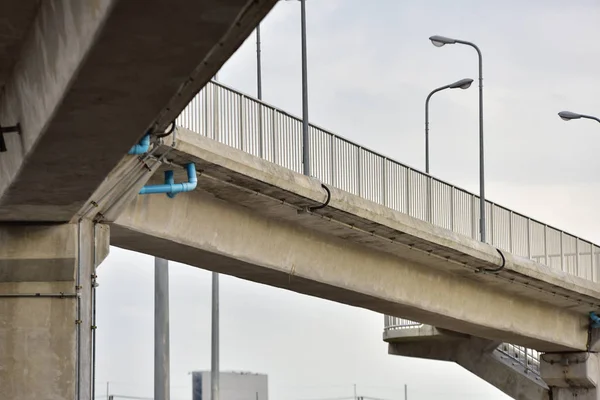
[
  {"left": 508, "top": 211, "right": 513, "bottom": 253},
  {"left": 560, "top": 231, "right": 564, "bottom": 272},
  {"left": 258, "top": 104, "right": 264, "bottom": 159},
  {"left": 382, "top": 158, "right": 387, "bottom": 207},
  {"left": 527, "top": 218, "right": 532, "bottom": 259},
  {"left": 544, "top": 225, "right": 548, "bottom": 266},
  {"left": 357, "top": 147, "right": 362, "bottom": 197},
  {"left": 406, "top": 168, "right": 411, "bottom": 215},
  {"left": 239, "top": 95, "right": 245, "bottom": 151},
  {"left": 450, "top": 187, "right": 455, "bottom": 232},
  {"left": 471, "top": 195, "right": 476, "bottom": 240},
  {"left": 490, "top": 203, "right": 495, "bottom": 246},
  {"left": 593, "top": 245, "right": 597, "bottom": 282},
  {"left": 576, "top": 238, "right": 580, "bottom": 276},
  {"left": 272, "top": 110, "right": 277, "bottom": 164},
  {"left": 331, "top": 135, "right": 336, "bottom": 187}
]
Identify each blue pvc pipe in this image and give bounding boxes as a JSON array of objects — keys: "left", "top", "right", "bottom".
[
  {"left": 590, "top": 312, "right": 600, "bottom": 328},
  {"left": 165, "top": 170, "right": 176, "bottom": 199},
  {"left": 128, "top": 134, "right": 150, "bottom": 155},
  {"left": 139, "top": 163, "right": 197, "bottom": 197}
]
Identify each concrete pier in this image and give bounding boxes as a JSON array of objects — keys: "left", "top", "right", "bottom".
[{"left": 0, "top": 221, "right": 109, "bottom": 400}]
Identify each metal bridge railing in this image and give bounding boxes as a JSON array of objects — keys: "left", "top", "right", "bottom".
[
  {"left": 383, "top": 316, "right": 423, "bottom": 330},
  {"left": 178, "top": 80, "right": 599, "bottom": 283},
  {"left": 497, "top": 343, "right": 541, "bottom": 375}
]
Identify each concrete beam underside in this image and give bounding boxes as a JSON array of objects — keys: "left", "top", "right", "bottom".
[
  {"left": 112, "top": 184, "right": 587, "bottom": 352},
  {"left": 0, "top": 0, "right": 277, "bottom": 222},
  {"left": 0, "top": 221, "right": 109, "bottom": 400}
]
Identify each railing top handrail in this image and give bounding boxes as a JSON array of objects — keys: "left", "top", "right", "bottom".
[{"left": 205, "top": 80, "right": 598, "bottom": 249}]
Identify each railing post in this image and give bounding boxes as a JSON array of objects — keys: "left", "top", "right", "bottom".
[
  {"left": 426, "top": 178, "right": 432, "bottom": 224},
  {"left": 544, "top": 225, "right": 548, "bottom": 266},
  {"left": 213, "top": 83, "right": 219, "bottom": 141},
  {"left": 382, "top": 158, "right": 387, "bottom": 207},
  {"left": 204, "top": 84, "right": 209, "bottom": 137},
  {"left": 560, "top": 231, "right": 564, "bottom": 272},
  {"left": 490, "top": 203, "right": 494, "bottom": 246},
  {"left": 239, "top": 95, "right": 245, "bottom": 151},
  {"left": 508, "top": 211, "right": 513, "bottom": 253},
  {"left": 272, "top": 110, "right": 277, "bottom": 164},
  {"left": 406, "top": 168, "right": 411, "bottom": 215},
  {"left": 527, "top": 218, "right": 531, "bottom": 259},
  {"left": 591, "top": 244, "right": 595, "bottom": 282},
  {"left": 357, "top": 146, "right": 362, "bottom": 197},
  {"left": 576, "top": 238, "right": 580, "bottom": 276},
  {"left": 471, "top": 195, "right": 477, "bottom": 240},
  {"left": 450, "top": 186, "right": 455, "bottom": 232},
  {"left": 258, "top": 105, "right": 263, "bottom": 159},
  {"left": 330, "top": 135, "right": 335, "bottom": 186}
]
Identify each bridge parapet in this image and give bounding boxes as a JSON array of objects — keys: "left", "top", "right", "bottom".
[{"left": 179, "top": 80, "right": 600, "bottom": 283}]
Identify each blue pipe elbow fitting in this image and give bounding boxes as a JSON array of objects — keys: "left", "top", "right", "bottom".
[
  {"left": 128, "top": 134, "right": 151, "bottom": 155},
  {"left": 139, "top": 163, "right": 197, "bottom": 198},
  {"left": 590, "top": 312, "right": 600, "bottom": 329}
]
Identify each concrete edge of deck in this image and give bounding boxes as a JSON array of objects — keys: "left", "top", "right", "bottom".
[{"left": 162, "top": 128, "right": 600, "bottom": 307}]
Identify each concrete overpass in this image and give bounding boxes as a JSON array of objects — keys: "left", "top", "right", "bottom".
[
  {"left": 0, "top": 1, "right": 278, "bottom": 399},
  {"left": 110, "top": 128, "right": 597, "bottom": 353},
  {"left": 1, "top": 5, "right": 600, "bottom": 399}
]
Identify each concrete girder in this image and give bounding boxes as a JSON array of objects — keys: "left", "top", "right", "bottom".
[{"left": 0, "top": 0, "right": 277, "bottom": 222}]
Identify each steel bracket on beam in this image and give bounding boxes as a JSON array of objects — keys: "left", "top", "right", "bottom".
[{"left": 0, "top": 123, "right": 21, "bottom": 152}]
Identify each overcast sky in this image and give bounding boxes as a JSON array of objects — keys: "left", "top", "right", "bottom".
[{"left": 95, "top": 1, "right": 600, "bottom": 399}]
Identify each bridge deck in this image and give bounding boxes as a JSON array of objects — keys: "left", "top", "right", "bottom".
[
  {"left": 111, "top": 129, "right": 597, "bottom": 352},
  {"left": 178, "top": 81, "right": 600, "bottom": 284}
]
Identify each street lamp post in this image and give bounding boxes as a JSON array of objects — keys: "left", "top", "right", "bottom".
[
  {"left": 429, "top": 35, "right": 486, "bottom": 243},
  {"left": 558, "top": 111, "right": 600, "bottom": 124},
  {"left": 300, "top": 0, "right": 310, "bottom": 176},
  {"left": 256, "top": 25, "right": 262, "bottom": 100},
  {"left": 425, "top": 78, "right": 473, "bottom": 174}
]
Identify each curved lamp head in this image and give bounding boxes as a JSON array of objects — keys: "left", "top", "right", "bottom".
[
  {"left": 429, "top": 35, "right": 457, "bottom": 47},
  {"left": 558, "top": 111, "right": 583, "bottom": 121},
  {"left": 449, "top": 78, "right": 473, "bottom": 89}
]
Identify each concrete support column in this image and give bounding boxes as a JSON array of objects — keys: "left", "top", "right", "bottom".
[
  {"left": 0, "top": 221, "right": 109, "bottom": 400},
  {"left": 541, "top": 352, "right": 600, "bottom": 399}
]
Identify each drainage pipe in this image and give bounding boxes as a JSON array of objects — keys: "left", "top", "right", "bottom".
[
  {"left": 139, "top": 163, "right": 197, "bottom": 197},
  {"left": 128, "top": 134, "right": 151, "bottom": 155}
]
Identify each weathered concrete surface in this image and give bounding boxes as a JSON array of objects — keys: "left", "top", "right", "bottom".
[
  {"left": 0, "top": 0, "right": 277, "bottom": 222},
  {"left": 0, "top": 221, "right": 109, "bottom": 400},
  {"left": 0, "top": 2, "right": 40, "bottom": 87},
  {"left": 110, "top": 129, "right": 600, "bottom": 351},
  {"left": 541, "top": 353, "right": 600, "bottom": 399},
  {"left": 388, "top": 331, "right": 549, "bottom": 400}
]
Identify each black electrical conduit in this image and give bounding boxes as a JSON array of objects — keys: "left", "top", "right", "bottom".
[
  {"left": 154, "top": 120, "right": 176, "bottom": 138},
  {"left": 479, "top": 248, "right": 506, "bottom": 273},
  {"left": 309, "top": 183, "right": 331, "bottom": 211}
]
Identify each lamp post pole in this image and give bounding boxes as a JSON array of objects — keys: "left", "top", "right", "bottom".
[
  {"left": 300, "top": 0, "right": 310, "bottom": 176},
  {"left": 429, "top": 35, "right": 486, "bottom": 242},
  {"left": 256, "top": 25, "right": 262, "bottom": 100},
  {"left": 155, "top": 258, "right": 170, "bottom": 400},
  {"left": 425, "top": 78, "right": 473, "bottom": 174}
]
